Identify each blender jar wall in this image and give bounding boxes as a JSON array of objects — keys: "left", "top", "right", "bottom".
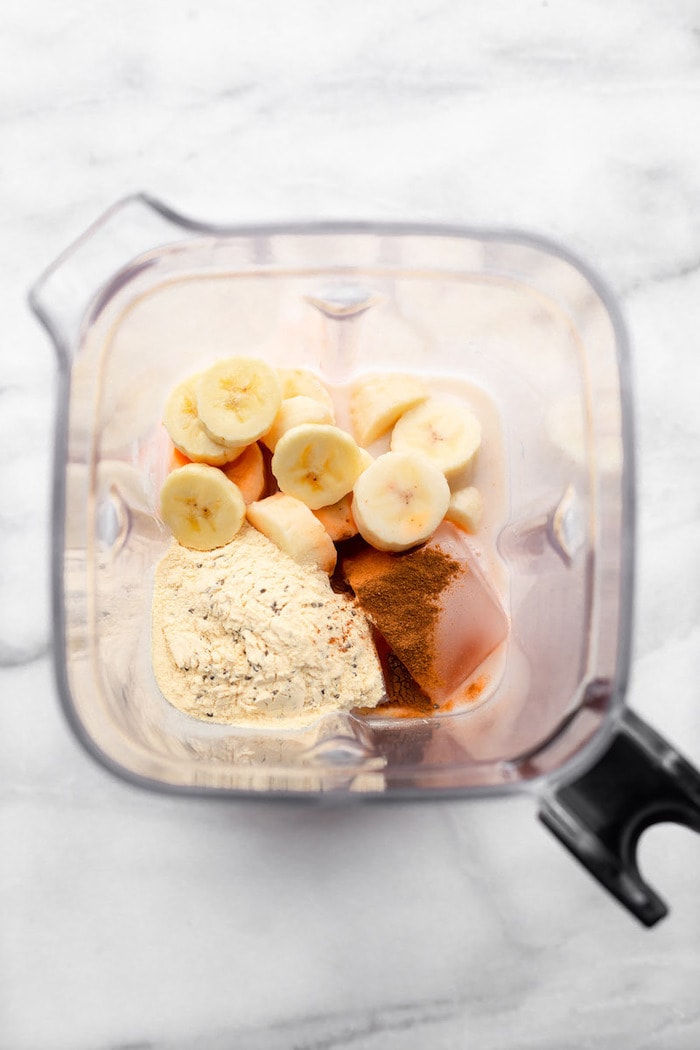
[{"left": 32, "top": 202, "right": 631, "bottom": 795}]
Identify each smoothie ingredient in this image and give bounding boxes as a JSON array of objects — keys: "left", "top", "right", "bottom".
[
  {"left": 152, "top": 524, "right": 384, "bottom": 726},
  {"left": 196, "top": 356, "right": 282, "bottom": 449},
  {"left": 163, "top": 375, "right": 235, "bottom": 465},
  {"left": 261, "top": 394, "right": 335, "bottom": 452},
  {"left": 351, "top": 451, "right": 450, "bottom": 552},
  {"left": 247, "top": 492, "right": 337, "bottom": 574},
  {"left": 391, "top": 396, "right": 481, "bottom": 480},
  {"left": 277, "top": 366, "right": 335, "bottom": 412},
  {"left": 358, "top": 448, "right": 375, "bottom": 472},
  {"left": 271, "top": 423, "right": 364, "bottom": 510},
  {"left": 342, "top": 522, "right": 507, "bottom": 702},
  {"left": 445, "top": 485, "right": 484, "bottom": 534},
  {"left": 349, "top": 372, "right": 429, "bottom": 447},
  {"left": 312, "top": 492, "right": 358, "bottom": 542},
  {"left": 160, "top": 463, "right": 246, "bottom": 551},
  {"left": 222, "top": 442, "right": 267, "bottom": 504},
  {"left": 171, "top": 447, "right": 191, "bottom": 469},
  {"left": 155, "top": 359, "right": 504, "bottom": 724}
]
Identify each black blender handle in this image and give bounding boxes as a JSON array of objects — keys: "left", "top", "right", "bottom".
[{"left": 538, "top": 705, "right": 700, "bottom": 926}]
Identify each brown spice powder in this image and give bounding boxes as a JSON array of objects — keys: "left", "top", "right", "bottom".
[
  {"left": 382, "top": 651, "right": 435, "bottom": 713},
  {"left": 342, "top": 543, "right": 463, "bottom": 694}
]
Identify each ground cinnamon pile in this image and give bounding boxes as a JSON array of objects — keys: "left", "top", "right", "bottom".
[
  {"left": 341, "top": 541, "right": 463, "bottom": 700},
  {"left": 382, "top": 651, "right": 435, "bottom": 713}
]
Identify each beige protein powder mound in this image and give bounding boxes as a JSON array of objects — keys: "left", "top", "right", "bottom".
[{"left": 151, "top": 524, "right": 384, "bottom": 726}]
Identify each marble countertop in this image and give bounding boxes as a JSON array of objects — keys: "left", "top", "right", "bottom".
[{"left": 2, "top": 2, "right": 700, "bottom": 1047}]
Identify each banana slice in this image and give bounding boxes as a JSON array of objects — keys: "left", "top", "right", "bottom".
[
  {"left": 247, "top": 493, "right": 337, "bottom": 574},
  {"left": 196, "top": 356, "right": 282, "bottom": 449},
  {"left": 271, "top": 423, "right": 364, "bottom": 510},
  {"left": 223, "top": 442, "right": 267, "bottom": 504},
  {"left": 445, "top": 485, "right": 483, "bottom": 533},
  {"left": 163, "top": 375, "right": 236, "bottom": 465},
  {"left": 261, "top": 395, "right": 335, "bottom": 452},
  {"left": 358, "top": 447, "right": 375, "bottom": 473},
  {"left": 349, "top": 373, "right": 429, "bottom": 447},
  {"left": 391, "top": 397, "right": 481, "bottom": 480},
  {"left": 277, "top": 367, "right": 334, "bottom": 412},
  {"left": 160, "top": 463, "right": 246, "bottom": 550},
  {"left": 313, "top": 493, "right": 358, "bottom": 542},
  {"left": 352, "top": 451, "right": 450, "bottom": 552}
]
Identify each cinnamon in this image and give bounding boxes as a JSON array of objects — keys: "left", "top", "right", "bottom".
[{"left": 342, "top": 542, "right": 462, "bottom": 696}]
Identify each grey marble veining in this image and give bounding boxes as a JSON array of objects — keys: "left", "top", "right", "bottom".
[{"left": 2, "top": 1, "right": 700, "bottom": 1048}]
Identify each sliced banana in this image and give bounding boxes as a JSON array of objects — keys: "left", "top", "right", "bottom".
[
  {"left": 277, "top": 367, "right": 334, "bottom": 412},
  {"left": 391, "top": 396, "right": 481, "bottom": 480},
  {"left": 352, "top": 451, "right": 450, "bottom": 552},
  {"left": 247, "top": 493, "right": 337, "bottom": 574},
  {"left": 160, "top": 463, "right": 246, "bottom": 551},
  {"left": 261, "top": 395, "right": 335, "bottom": 452},
  {"left": 196, "top": 356, "right": 282, "bottom": 449},
  {"left": 223, "top": 442, "right": 267, "bottom": 505},
  {"left": 271, "top": 423, "right": 364, "bottom": 510},
  {"left": 313, "top": 493, "right": 358, "bottom": 542},
  {"left": 163, "top": 375, "right": 236, "bottom": 465},
  {"left": 357, "top": 447, "right": 375, "bottom": 473},
  {"left": 349, "top": 373, "right": 429, "bottom": 447},
  {"left": 445, "top": 485, "right": 483, "bottom": 534}
]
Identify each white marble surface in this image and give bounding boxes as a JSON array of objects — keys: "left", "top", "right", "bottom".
[{"left": 2, "top": 1, "right": 700, "bottom": 1047}]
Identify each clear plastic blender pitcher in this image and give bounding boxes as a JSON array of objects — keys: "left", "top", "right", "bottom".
[{"left": 30, "top": 195, "right": 700, "bottom": 925}]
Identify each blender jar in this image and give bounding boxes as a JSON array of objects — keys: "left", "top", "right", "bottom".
[{"left": 30, "top": 195, "right": 700, "bottom": 924}]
